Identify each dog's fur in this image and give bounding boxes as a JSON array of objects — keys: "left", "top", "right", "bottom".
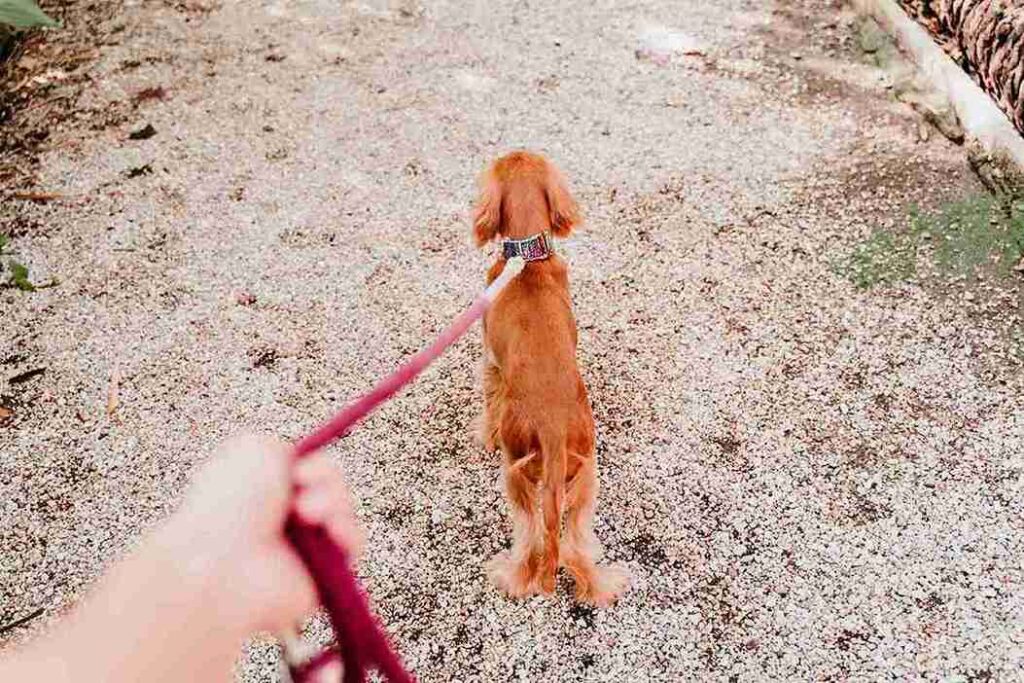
[{"left": 473, "top": 151, "right": 629, "bottom": 606}]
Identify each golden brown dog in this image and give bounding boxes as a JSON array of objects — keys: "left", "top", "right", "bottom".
[{"left": 473, "top": 151, "right": 629, "bottom": 606}]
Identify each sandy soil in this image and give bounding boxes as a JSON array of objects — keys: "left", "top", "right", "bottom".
[{"left": 2, "top": 0, "right": 1023, "bottom": 680}]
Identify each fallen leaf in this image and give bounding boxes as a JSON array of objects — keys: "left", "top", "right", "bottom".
[
  {"left": 129, "top": 123, "right": 157, "bottom": 140},
  {"left": 12, "top": 191, "right": 63, "bottom": 202},
  {"left": 9, "top": 367, "right": 45, "bottom": 384},
  {"left": 0, "top": 406, "right": 13, "bottom": 421},
  {"left": 31, "top": 69, "right": 69, "bottom": 86},
  {"left": 106, "top": 366, "right": 120, "bottom": 417},
  {"left": 133, "top": 86, "right": 167, "bottom": 104},
  {"left": 249, "top": 346, "right": 278, "bottom": 369},
  {"left": 125, "top": 163, "right": 153, "bottom": 178}
]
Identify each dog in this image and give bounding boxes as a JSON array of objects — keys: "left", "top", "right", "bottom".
[{"left": 472, "top": 151, "right": 629, "bottom": 606}]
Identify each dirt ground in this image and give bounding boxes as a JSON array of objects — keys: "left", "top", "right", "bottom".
[{"left": 2, "top": 0, "right": 1023, "bottom": 680}]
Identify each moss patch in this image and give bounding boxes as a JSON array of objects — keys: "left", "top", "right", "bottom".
[{"left": 843, "top": 193, "right": 1024, "bottom": 289}]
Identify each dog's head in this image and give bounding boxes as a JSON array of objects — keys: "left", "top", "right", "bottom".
[{"left": 472, "top": 151, "right": 580, "bottom": 247}]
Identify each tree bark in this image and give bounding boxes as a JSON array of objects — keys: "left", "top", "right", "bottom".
[{"left": 897, "top": 0, "right": 1024, "bottom": 134}]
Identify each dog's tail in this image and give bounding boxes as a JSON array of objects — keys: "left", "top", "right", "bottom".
[{"left": 539, "top": 426, "right": 567, "bottom": 591}]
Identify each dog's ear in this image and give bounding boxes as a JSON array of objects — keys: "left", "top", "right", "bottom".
[
  {"left": 545, "top": 164, "right": 580, "bottom": 237},
  {"left": 473, "top": 172, "right": 502, "bottom": 247}
]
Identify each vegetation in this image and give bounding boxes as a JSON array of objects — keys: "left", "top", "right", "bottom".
[
  {"left": 0, "top": 234, "right": 34, "bottom": 291},
  {"left": 1, "top": 1, "right": 58, "bottom": 294},
  {"left": 844, "top": 193, "right": 1024, "bottom": 290},
  {"left": 0, "top": 0, "right": 57, "bottom": 29}
]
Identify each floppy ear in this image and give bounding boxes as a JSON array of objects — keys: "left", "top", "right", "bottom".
[
  {"left": 545, "top": 165, "right": 580, "bottom": 237},
  {"left": 472, "top": 172, "right": 502, "bottom": 247}
]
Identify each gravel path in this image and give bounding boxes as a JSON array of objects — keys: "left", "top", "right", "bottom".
[{"left": 3, "top": 0, "right": 1023, "bottom": 680}]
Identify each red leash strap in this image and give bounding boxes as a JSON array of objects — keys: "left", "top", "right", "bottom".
[
  {"left": 284, "top": 258, "right": 524, "bottom": 683},
  {"left": 285, "top": 521, "right": 405, "bottom": 683}
]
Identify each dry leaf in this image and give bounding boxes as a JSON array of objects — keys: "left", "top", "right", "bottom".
[
  {"left": 106, "top": 367, "right": 121, "bottom": 417},
  {"left": 133, "top": 86, "right": 168, "bottom": 104},
  {"left": 13, "top": 191, "right": 64, "bottom": 202}
]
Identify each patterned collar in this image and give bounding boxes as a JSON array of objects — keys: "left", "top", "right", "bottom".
[{"left": 501, "top": 231, "right": 554, "bottom": 262}]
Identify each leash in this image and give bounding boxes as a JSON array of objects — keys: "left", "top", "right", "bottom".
[{"left": 283, "top": 257, "right": 525, "bottom": 683}]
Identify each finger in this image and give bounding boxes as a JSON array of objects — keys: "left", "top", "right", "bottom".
[
  {"left": 294, "top": 459, "right": 356, "bottom": 512},
  {"left": 324, "top": 513, "right": 365, "bottom": 563},
  {"left": 294, "top": 487, "right": 334, "bottom": 521},
  {"left": 294, "top": 476, "right": 357, "bottom": 522},
  {"left": 293, "top": 455, "right": 345, "bottom": 488},
  {"left": 293, "top": 487, "right": 364, "bottom": 559}
]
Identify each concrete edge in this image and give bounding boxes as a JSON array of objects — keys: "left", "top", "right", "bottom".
[{"left": 853, "top": 0, "right": 1024, "bottom": 171}]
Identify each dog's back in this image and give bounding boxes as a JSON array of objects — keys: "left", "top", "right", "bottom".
[{"left": 486, "top": 256, "right": 580, "bottom": 422}]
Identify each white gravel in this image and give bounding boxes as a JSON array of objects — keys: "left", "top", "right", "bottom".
[{"left": 3, "top": 0, "right": 1024, "bottom": 680}]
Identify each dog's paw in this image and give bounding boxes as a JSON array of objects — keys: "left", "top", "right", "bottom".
[
  {"left": 561, "top": 537, "right": 603, "bottom": 566},
  {"left": 487, "top": 552, "right": 539, "bottom": 598},
  {"left": 577, "top": 564, "right": 630, "bottom": 607}
]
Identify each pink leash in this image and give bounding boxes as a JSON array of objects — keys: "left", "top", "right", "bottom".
[{"left": 283, "top": 258, "right": 524, "bottom": 683}]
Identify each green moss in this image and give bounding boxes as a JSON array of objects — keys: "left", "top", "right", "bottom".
[
  {"left": 0, "top": 233, "right": 35, "bottom": 291},
  {"left": 0, "top": 0, "right": 58, "bottom": 29},
  {"left": 846, "top": 228, "right": 917, "bottom": 289},
  {"left": 7, "top": 260, "right": 34, "bottom": 291},
  {"left": 842, "top": 193, "right": 1024, "bottom": 289},
  {"left": 856, "top": 17, "right": 899, "bottom": 68},
  {"left": 911, "top": 195, "right": 1024, "bottom": 277}
]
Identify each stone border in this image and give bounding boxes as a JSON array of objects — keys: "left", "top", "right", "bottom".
[{"left": 853, "top": 0, "right": 1024, "bottom": 171}]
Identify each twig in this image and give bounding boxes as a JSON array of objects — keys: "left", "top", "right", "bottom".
[
  {"left": 106, "top": 364, "right": 120, "bottom": 417},
  {"left": 11, "top": 191, "right": 64, "bottom": 202},
  {"left": 0, "top": 608, "right": 44, "bottom": 636},
  {"left": 19, "top": 93, "right": 74, "bottom": 115},
  {"left": 9, "top": 367, "right": 45, "bottom": 384}
]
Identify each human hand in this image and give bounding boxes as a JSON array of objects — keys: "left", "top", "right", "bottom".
[{"left": 166, "top": 433, "right": 363, "bottom": 636}]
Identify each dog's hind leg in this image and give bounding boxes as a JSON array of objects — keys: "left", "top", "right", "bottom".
[
  {"left": 487, "top": 451, "right": 543, "bottom": 598},
  {"left": 562, "top": 456, "right": 630, "bottom": 606},
  {"left": 474, "top": 358, "right": 502, "bottom": 451}
]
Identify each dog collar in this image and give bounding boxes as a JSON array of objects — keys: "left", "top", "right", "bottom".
[{"left": 501, "top": 231, "right": 554, "bottom": 262}]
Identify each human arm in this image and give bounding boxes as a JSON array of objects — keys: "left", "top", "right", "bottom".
[{"left": 0, "top": 434, "right": 361, "bottom": 682}]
